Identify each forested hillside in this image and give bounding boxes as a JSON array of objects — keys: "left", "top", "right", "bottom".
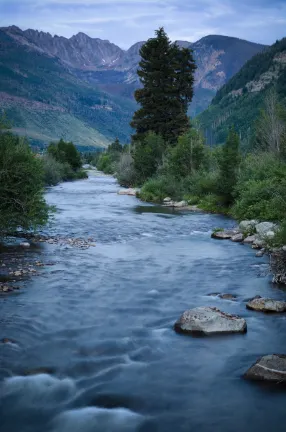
[
  {"left": 0, "top": 30, "right": 135, "bottom": 147},
  {"left": 199, "top": 38, "right": 286, "bottom": 146}
]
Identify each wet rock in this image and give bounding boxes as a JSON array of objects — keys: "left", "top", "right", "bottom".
[
  {"left": 24, "top": 367, "right": 55, "bottom": 376},
  {"left": 0, "top": 283, "right": 17, "bottom": 293},
  {"left": 231, "top": 233, "right": 244, "bottom": 242},
  {"left": 211, "top": 229, "right": 237, "bottom": 240},
  {"left": 246, "top": 297, "right": 286, "bottom": 312},
  {"left": 20, "top": 242, "right": 30, "bottom": 248},
  {"left": 255, "top": 222, "right": 277, "bottom": 238},
  {"left": 256, "top": 250, "right": 265, "bottom": 257},
  {"left": 243, "top": 235, "right": 256, "bottom": 244},
  {"left": 174, "top": 306, "right": 247, "bottom": 335},
  {"left": 207, "top": 293, "right": 237, "bottom": 300},
  {"left": 253, "top": 238, "right": 265, "bottom": 249},
  {"left": 117, "top": 188, "right": 137, "bottom": 196},
  {"left": 1, "top": 337, "right": 17, "bottom": 344},
  {"left": 244, "top": 354, "right": 286, "bottom": 382}
]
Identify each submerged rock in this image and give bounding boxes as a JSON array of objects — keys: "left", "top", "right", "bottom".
[
  {"left": 207, "top": 293, "right": 237, "bottom": 300},
  {"left": 244, "top": 354, "right": 286, "bottom": 382},
  {"left": 246, "top": 297, "right": 286, "bottom": 312},
  {"left": 174, "top": 306, "right": 247, "bottom": 335}
]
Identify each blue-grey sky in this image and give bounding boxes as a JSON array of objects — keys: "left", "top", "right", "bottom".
[{"left": 0, "top": 0, "right": 285, "bottom": 48}]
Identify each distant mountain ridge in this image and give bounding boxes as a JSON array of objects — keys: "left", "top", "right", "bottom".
[
  {"left": 198, "top": 37, "right": 286, "bottom": 146},
  {"left": 0, "top": 26, "right": 267, "bottom": 147}
]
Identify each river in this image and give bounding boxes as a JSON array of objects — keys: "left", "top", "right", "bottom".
[{"left": 1, "top": 171, "right": 286, "bottom": 432}]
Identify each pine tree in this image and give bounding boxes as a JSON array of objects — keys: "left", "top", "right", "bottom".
[
  {"left": 131, "top": 28, "right": 196, "bottom": 145},
  {"left": 218, "top": 128, "right": 240, "bottom": 205}
]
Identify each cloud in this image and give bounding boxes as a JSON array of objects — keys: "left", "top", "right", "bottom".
[{"left": 0, "top": 0, "right": 285, "bottom": 48}]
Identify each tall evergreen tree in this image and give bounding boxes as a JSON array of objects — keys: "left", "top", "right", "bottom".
[{"left": 131, "top": 28, "right": 196, "bottom": 145}]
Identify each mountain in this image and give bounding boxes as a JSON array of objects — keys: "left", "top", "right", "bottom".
[
  {"left": 0, "top": 26, "right": 266, "bottom": 147},
  {"left": 198, "top": 37, "right": 286, "bottom": 145}
]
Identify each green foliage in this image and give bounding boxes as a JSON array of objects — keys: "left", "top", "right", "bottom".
[
  {"left": 139, "top": 174, "right": 183, "bottom": 202},
  {"left": 47, "top": 139, "right": 81, "bottom": 170},
  {"left": 0, "top": 132, "right": 49, "bottom": 234},
  {"left": 167, "top": 129, "right": 208, "bottom": 178},
  {"left": 132, "top": 132, "right": 165, "bottom": 183},
  {"left": 117, "top": 153, "right": 136, "bottom": 187},
  {"left": 96, "top": 138, "right": 124, "bottom": 174},
  {"left": 232, "top": 152, "right": 286, "bottom": 221},
  {"left": 42, "top": 154, "right": 64, "bottom": 186},
  {"left": 272, "top": 220, "right": 286, "bottom": 247},
  {"left": 131, "top": 27, "right": 196, "bottom": 144},
  {"left": 217, "top": 128, "right": 240, "bottom": 204}
]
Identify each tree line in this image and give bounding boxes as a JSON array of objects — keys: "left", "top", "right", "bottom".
[
  {"left": 97, "top": 27, "right": 286, "bottom": 246},
  {"left": 0, "top": 124, "right": 87, "bottom": 236}
]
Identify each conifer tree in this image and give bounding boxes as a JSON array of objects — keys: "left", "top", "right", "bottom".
[{"left": 131, "top": 28, "right": 196, "bottom": 145}]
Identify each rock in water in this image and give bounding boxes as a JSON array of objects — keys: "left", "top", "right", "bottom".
[
  {"left": 211, "top": 230, "right": 237, "bottom": 240},
  {"left": 244, "top": 355, "right": 286, "bottom": 382},
  {"left": 117, "top": 188, "right": 137, "bottom": 196},
  {"left": 243, "top": 235, "right": 256, "bottom": 244},
  {"left": 231, "top": 233, "right": 244, "bottom": 242},
  {"left": 246, "top": 297, "right": 286, "bottom": 312},
  {"left": 255, "top": 222, "right": 277, "bottom": 238},
  {"left": 174, "top": 307, "right": 247, "bottom": 335},
  {"left": 20, "top": 242, "right": 30, "bottom": 248}
]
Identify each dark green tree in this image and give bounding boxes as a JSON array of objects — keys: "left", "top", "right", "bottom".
[
  {"left": 133, "top": 132, "right": 165, "bottom": 183},
  {"left": 217, "top": 128, "right": 241, "bottom": 204},
  {"left": 0, "top": 133, "right": 49, "bottom": 234},
  {"left": 131, "top": 28, "right": 196, "bottom": 145},
  {"left": 108, "top": 138, "right": 122, "bottom": 153},
  {"left": 47, "top": 139, "right": 81, "bottom": 170}
]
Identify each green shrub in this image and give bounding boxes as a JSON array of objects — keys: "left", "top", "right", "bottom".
[
  {"left": 116, "top": 153, "right": 136, "bottom": 187},
  {"left": 42, "top": 154, "right": 64, "bottom": 186},
  {"left": 199, "top": 194, "right": 229, "bottom": 214},
  {"left": 74, "top": 169, "right": 88, "bottom": 180},
  {"left": 182, "top": 170, "right": 219, "bottom": 197},
  {"left": 140, "top": 174, "right": 182, "bottom": 202},
  {"left": 272, "top": 220, "right": 286, "bottom": 246},
  {"left": 0, "top": 133, "right": 49, "bottom": 234}
]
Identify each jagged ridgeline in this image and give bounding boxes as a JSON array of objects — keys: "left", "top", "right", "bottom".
[
  {"left": 0, "top": 29, "right": 135, "bottom": 148},
  {"left": 198, "top": 37, "right": 286, "bottom": 146}
]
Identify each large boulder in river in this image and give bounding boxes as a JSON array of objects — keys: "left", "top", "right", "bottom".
[
  {"left": 174, "top": 307, "right": 247, "bottom": 335},
  {"left": 244, "top": 355, "right": 286, "bottom": 382},
  {"left": 246, "top": 297, "right": 286, "bottom": 312},
  {"left": 173, "top": 200, "right": 188, "bottom": 208},
  {"left": 231, "top": 233, "right": 244, "bottom": 242},
  {"left": 255, "top": 222, "right": 277, "bottom": 238}
]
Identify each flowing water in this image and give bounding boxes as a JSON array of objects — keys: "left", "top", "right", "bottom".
[{"left": 1, "top": 172, "right": 286, "bottom": 432}]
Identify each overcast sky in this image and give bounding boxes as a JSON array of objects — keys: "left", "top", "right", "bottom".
[{"left": 0, "top": 0, "right": 285, "bottom": 49}]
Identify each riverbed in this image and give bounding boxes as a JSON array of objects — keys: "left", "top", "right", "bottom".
[{"left": 1, "top": 171, "right": 286, "bottom": 432}]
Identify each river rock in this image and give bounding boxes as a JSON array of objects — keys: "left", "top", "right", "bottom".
[
  {"left": 20, "top": 242, "right": 30, "bottom": 248},
  {"left": 244, "top": 354, "right": 286, "bottom": 382},
  {"left": 174, "top": 307, "right": 247, "bottom": 335},
  {"left": 282, "top": 246, "right": 286, "bottom": 252},
  {"left": 255, "top": 249, "right": 265, "bottom": 257},
  {"left": 255, "top": 222, "right": 277, "bottom": 238},
  {"left": 211, "top": 229, "right": 237, "bottom": 240},
  {"left": 231, "top": 233, "right": 244, "bottom": 242},
  {"left": 117, "top": 188, "right": 137, "bottom": 196},
  {"left": 208, "top": 293, "right": 237, "bottom": 300},
  {"left": 239, "top": 220, "right": 258, "bottom": 234},
  {"left": 253, "top": 238, "right": 265, "bottom": 249},
  {"left": 173, "top": 200, "right": 188, "bottom": 208},
  {"left": 246, "top": 297, "right": 286, "bottom": 312},
  {"left": 163, "top": 197, "right": 172, "bottom": 203},
  {"left": 243, "top": 235, "right": 256, "bottom": 244}
]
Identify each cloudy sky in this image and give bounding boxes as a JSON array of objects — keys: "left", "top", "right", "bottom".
[{"left": 0, "top": 0, "right": 285, "bottom": 48}]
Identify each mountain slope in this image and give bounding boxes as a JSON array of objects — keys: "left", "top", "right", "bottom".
[
  {"left": 0, "top": 26, "right": 266, "bottom": 146},
  {"left": 198, "top": 37, "right": 286, "bottom": 145},
  {"left": 0, "top": 29, "right": 136, "bottom": 147}
]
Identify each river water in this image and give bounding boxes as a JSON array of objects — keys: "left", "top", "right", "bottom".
[{"left": 1, "top": 172, "right": 286, "bottom": 432}]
